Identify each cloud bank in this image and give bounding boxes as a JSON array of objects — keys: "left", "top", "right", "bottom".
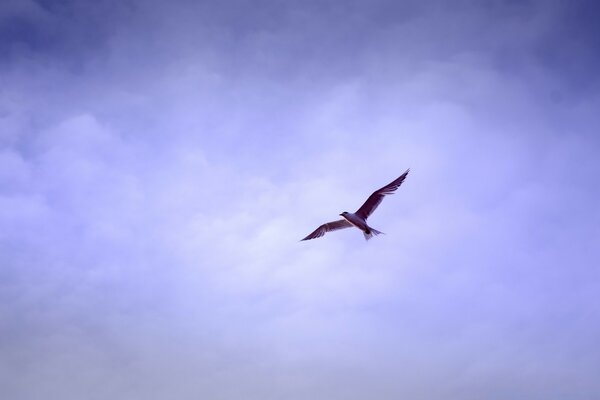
[{"left": 1, "top": 0, "right": 599, "bottom": 398}]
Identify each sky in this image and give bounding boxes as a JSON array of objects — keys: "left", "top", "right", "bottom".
[{"left": 1, "top": 0, "right": 600, "bottom": 399}]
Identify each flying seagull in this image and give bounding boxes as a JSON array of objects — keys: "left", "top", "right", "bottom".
[{"left": 301, "top": 169, "right": 410, "bottom": 241}]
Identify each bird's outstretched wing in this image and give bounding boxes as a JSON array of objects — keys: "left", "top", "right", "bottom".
[
  {"left": 301, "top": 219, "right": 353, "bottom": 241},
  {"left": 355, "top": 169, "right": 410, "bottom": 219}
]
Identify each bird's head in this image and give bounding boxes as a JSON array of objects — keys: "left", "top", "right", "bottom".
[{"left": 339, "top": 212, "right": 349, "bottom": 216}]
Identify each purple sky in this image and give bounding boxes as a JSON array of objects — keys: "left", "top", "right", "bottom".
[{"left": 2, "top": 1, "right": 600, "bottom": 398}]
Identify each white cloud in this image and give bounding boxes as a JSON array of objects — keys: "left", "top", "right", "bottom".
[{"left": 1, "top": 1, "right": 599, "bottom": 399}]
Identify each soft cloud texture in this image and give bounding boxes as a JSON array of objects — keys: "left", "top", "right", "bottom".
[{"left": 1, "top": 1, "right": 599, "bottom": 399}]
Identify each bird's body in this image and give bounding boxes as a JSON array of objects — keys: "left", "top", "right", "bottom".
[
  {"left": 301, "top": 169, "right": 410, "bottom": 241},
  {"left": 339, "top": 211, "right": 382, "bottom": 241}
]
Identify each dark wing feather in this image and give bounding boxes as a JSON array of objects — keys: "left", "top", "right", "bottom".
[
  {"left": 355, "top": 169, "right": 410, "bottom": 219},
  {"left": 301, "top": 219, "right": 353, "bottom": 241}
]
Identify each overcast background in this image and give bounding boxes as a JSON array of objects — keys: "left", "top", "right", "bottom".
[{"left": 1, "top": 0, "right": 600, "bottom": 399}]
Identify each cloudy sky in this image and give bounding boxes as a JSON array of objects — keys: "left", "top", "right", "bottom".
[{"left": 1, "top": 0, "right": 600, "bottom": 398}]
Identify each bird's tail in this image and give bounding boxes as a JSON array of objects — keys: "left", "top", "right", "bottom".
[{"left": 363, "top": 227, "right": 384, "bottom": 241}]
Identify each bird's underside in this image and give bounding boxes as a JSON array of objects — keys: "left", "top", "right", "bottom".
[{"left": 301, "top": 169, "right": 409, "bottom": 241}]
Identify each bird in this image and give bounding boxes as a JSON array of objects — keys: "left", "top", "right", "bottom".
[{"left": 301, "top": 169, "right": 410, "bottom": 241}]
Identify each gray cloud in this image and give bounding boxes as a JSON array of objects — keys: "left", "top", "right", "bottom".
[{"left": 1, "top": 1, "right": 599, "bottom": 399}]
